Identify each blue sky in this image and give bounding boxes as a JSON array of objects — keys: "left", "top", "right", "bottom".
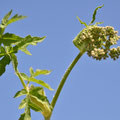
[{"left": 0, "top": 0, "right": 120, "bottom": 120}]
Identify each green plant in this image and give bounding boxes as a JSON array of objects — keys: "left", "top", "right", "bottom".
[{"left": 0, "top": 5, "right": 120, "bottom": 120}]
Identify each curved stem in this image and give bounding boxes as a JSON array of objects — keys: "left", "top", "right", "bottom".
[{"left": 51, "top": 51, "right": 85, "bottom": 111}]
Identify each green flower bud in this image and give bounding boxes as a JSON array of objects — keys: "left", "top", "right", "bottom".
[{"left": 73, "top": 25, "right": 120, "bottom": 60}]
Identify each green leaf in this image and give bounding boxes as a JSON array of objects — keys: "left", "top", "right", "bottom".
[
  {"left": 19, "top": 113, "right": 25, "bottom": 120},
  {"left": 33, "top": 69, "right": 51, "bottom": 77},
  {"left": 20, "top": 73, "right": 29, "bottom": 80},
  {"left": 29, "top": 94, "right": 51, "bottom": 118},
  {"left": 89, "top": 5, "right": 104, "bottom": 25},
  {"left": 0, "top": 33, "right": 23, "bottom": 46},
  {"left": 13, "top": 35, "right": 46, "bottom": 54},
  {"left": 29, "top": 86, "right": 46, "bottom": 101},
  {"left": 18, "top": 96, "right": 31, "bottom": 120},
  {"left": 0, "top": 55, "right": 11, "bottom": 76},
  {"left": 76, "top": 16, "right": 87, "bottom": 27},
  {"left": 7, "top": 14, "right": 27, "bottom": 26},
  {"left": 28, "top": 100, "right": 42, "bottom": 112},
  {"left": 1, "top": 10, "right": 12, "bottom": 28},
  {"left": 10, "top": 53, "right": 18, "bottom": 72},
  {"left": 14, "top": 89, "right": 27, "bottom": 98},
  {"left": 24, "top": 95, "right": 31, "bottom": 120},
  {"left": 29, "top": 67, "right": 34, "bottom": 77},
  {"left": 20, "top": 47, "right": 32, "bottom": 55},
  {"left": 29, "top": 86, "right": 52, "bottom": 117},
  {"left": 27, "top": 77, "right": 53, "bottom": 90},
  {"left": 0, "top": 10, "right": 12, "bottom": 35},
  {"left": 19, "top": 98, "right": 27, "bottom": 109},
  {"left": 94, "top": 22, "right": 104, "bottom": 26},
  {"left": 0, "top": 46, "right": 7, "bottom": 58},
  {"left": 0, "top": 46, "right": 6, "bottom": 53}
]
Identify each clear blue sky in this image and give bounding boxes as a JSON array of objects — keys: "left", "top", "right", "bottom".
[{"left": 0, "top": 0, "right": 120, "bottom": 120}]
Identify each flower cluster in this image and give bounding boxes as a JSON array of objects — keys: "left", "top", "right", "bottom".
[{"left": 73, "top": 25, "right": 120, "bottom": 60}]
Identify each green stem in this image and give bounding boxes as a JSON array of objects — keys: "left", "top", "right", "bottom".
[
  {"left": 16, "top": 69, "right": 27, "bottom": 90},
  {"left": 51, "top": 51, "right": 85, "bottom": 111}
]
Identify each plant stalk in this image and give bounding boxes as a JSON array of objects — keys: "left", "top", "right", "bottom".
[
  {"left": 50, "top": 51, "right": 85, "bottom": 114},
  {"left": 16, "top": 70, "right": 27, "bottom": 90}
]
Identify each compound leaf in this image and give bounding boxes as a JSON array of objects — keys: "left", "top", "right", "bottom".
[
  {"left": 7, "top": 14, "right": 27, "bottom": 25},
  {"left": 13, "top": 35, "right": 46, "bottom": 54},
  {"left": 1, "top": 10, "right": 12, "bottom": 28}
]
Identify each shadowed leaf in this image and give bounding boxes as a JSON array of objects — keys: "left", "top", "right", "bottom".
[
  {"left": 0, "top": 55, "right": 11, "bottom": 76},
  {"left": 19, "top": 113, "right": 25, "bottom": 120},
  {"left": 10, "top": 53, "right": 18, "bottom": 72},
  {"left": 0, "top": 33, "right": 23, "bottom": 46}
]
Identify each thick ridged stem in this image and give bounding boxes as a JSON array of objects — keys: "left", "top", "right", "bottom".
[{"left": 50, "top": 51, "right": 85, "bottom": 114}]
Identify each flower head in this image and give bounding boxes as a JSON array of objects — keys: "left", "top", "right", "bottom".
[{"left": 73, "top": 5, "right": 120, "bottom": 60}]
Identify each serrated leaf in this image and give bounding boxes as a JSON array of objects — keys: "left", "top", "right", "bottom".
[
  {"left": 7, "top": 14, "right": 27, "bottom": 25},
  {"left": 89, "top": 5, "right": 104, "bottom": 25},
  {"left": 77, "top": 16, "right": 87, "bottom": 27},
  {"left": 13, "top": 35, "right": 46, "bottom": 54},
  {"left": 19, "top": 98, "right": 27, "bottom": 109},
  {"left": 0, "top": 33, "right": 23, "bottom": 46},
  {"left": 14, "top": 89, "right": 27, "bottom": 98},
  {"left": 27, "top": 77, "right": 53, "bottom": 90},
  {"left": 33, "top": 69, "right": 51, "bottom": 77},
  {"left": 0, "top": 55, "right": 11, "bottom": 76},
  {"left": 10, "top": 53, "right": 18, "bottom": 72}
]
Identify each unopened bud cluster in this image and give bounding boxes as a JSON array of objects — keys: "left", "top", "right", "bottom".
[{"left": 73, "top": 25, "right": 120, "bottom": 60}]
